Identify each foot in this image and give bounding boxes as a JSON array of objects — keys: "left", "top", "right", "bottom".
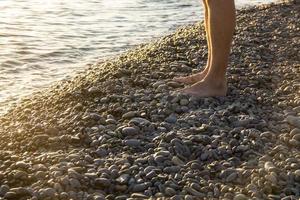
[
  {"left": 173, "top": 68, "right": 208, "bottom": 85},
  {"left": 179, "top": 78, "right": 227, "bottom": 97}
]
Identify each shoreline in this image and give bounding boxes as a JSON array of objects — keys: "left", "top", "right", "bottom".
[
  {"left": 0, "top": 0, "right": 281, "bottom": 116},
  {"left": 0, "top": 1, "right": 299, "bottom": 200}
]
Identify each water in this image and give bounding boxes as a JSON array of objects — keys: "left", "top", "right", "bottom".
[{"left": 0, "top": 0, "right": 277, "bottom": 114}]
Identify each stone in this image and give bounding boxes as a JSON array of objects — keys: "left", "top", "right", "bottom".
[
  {"left": 286, "top": 116, "right": 300, "bottom": 128},
  {"left": 39, "top": 188, "right": 56, "bottom": 198},
  {"left": 95, "top": 178, "right": 111, "bottom": 188},
  {"left": 165, "top": 114, "right": 177, "bottom": 124},
  {"left": 116, "top": 174, "right": 130, "bottom": 184},
  {"left": 132, "top": 183, "right": 150, "bottom": 192},
  {"left": 129, "top": 117, "right": 151, "bottom": 126},
  {"left": 165, "top": 187, "right": 177, "bottom": 197},
  {"left": 233, "top": 194, "right": 248, "bottom": 200},
  {"left": 124, "top": 139, "right": 141, "bottom": 147},
  {"left": 180, "top": 99, "right": 189, "bottom": 106},
  {"left": 122, "top": 111, "right": 138, "bottom": 119},
  {"left": 264, "top": 161, "right": 276, "bottom": 172},
  {"left": 122, "top": 127, "right": 139, "bottom": 136}
]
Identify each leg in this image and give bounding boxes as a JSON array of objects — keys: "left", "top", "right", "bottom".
[
  {"left": 180, "top": 0, "right": 236, "bottom": 97},
  {"left": 173, "top": 0, "right": 210, "bottom": 84}
]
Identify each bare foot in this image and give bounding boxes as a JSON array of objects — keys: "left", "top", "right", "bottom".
[
  {"left": 173, "top": 68, "right": 208, "bottom": 84},
  {"left": 179, "top": 78, "right": 227, "bottom": 97}
]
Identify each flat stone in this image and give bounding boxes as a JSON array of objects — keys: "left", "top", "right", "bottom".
[
  {"left": 286, "top": 116, "right": 300, "bottom": 128},
  {"left": 122, "top": 127, "right": 139, "bottom": 136},
  {"left": 124, "top": 139, "right": 141, "bottom": 147},
  {"left": 122, "top": 111, "right": 138, "bottom": 119},
  {"left": 234, "top": 194, "right": 248, "bottom": 200}
]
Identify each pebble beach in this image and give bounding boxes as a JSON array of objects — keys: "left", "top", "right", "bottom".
[{"left": 0, "top": 0, "right": 299, "bottom": 199}]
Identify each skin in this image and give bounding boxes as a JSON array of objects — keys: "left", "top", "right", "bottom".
[{"left": 174, "top": 0, "right": 236, "bottom": 97}]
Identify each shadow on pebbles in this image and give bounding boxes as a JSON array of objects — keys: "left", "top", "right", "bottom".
[{"left": 0, "top": 1, "right": 299, "bottom": 200}]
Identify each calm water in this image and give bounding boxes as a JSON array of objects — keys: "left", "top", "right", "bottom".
[{"left": 0, "top": 0, "right": 277, "bottom": 114}]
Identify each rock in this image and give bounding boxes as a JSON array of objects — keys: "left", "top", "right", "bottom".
[
  {"left": 265, "top": 173, "right": 277, "bottom": 184},
  {"left": 69, "top": 178, "right": 81, "bottom": 189},
  {"left": 264, "top": 161, "right": 276, "bottom": 172},
  {"left": 179, "top": 99, "right": 189, "bottom": 106},
  {"left": 184, "top": 186, "right": 205, "bottom": 197},
  {"left": 95, "top": 178, "right": 111, "bottom": 188},
  {"left": 165, "top": 114, "right": 177, "bottom": 124},
  {"left": 0, "top": 185, "right": 9, "bottom": 196},
  {"left": 15, "top": 161, "right": 30, "bottom": 169},
  {"left": 286, "top": 116, "right": 300, "bottom": 128},
  {"left": 131, "top": 193, "right": 148, "bottom": 198},
  {"left": 172, "top": 156, "right": 184, "bottom": 166},
  {"left": 165, "top": 187, "right": 177, "bottom": 197},
  {"left": 132, "top": 183, "right": 150, "bottom": 192},
  {"left": 122, "top": 111, "right": 138, "bottom": 119},
  {"left": 226, "top": 172, "right": 238, "bottom": 183},
  {"left": 39, "top": 188, "right": 56, "bottom": 198},
  {"left": 145, "top": 171, "right": 156, "bottom": 179},
  {"left": 122, "top": 127, "right": 139, "bottom": 136},
  {"left": 129, "top": 117, "right": 151, "bottom": 126},
  {"left": 292, "top": 134, "right": 300, "bottom": 141},
  {"left": 116, "top": 174, "right": 130, "bottom": 184},
  {"left": 233, "top": 194, "right": 248, "bottom": 200},
  {"left": 123, "top": 139, "right": 141, "bottom": 147}
]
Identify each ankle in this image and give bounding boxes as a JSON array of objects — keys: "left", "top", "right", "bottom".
[{"left": 204, "top": 76, "right": 227, "bottom": 88}]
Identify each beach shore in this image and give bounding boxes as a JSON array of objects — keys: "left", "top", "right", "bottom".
[{"left": 0, "top": 1, "right": 299, "bottom": 199}]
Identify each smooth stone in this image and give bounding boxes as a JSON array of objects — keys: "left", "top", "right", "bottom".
[
  {"left": 233, "top": 194, "right": 248, "bottom": 200},
  {"left": 124, "top": 139, "right": 141, "bottom": 147},
  {"left": 69, "top": 178, "right": 81, "bottom": 189},
  {"left": 122, "top": 127, "right": 139, "bottom": 136},
  {"left": 292, "top": 134, "right": 300, "bottom": 141},
  {"left": 265, "top": 174, "right": 277, "bottom": 184},
  {"left": 95, "top": 178, "right": 111, "bottom": 188},
  {"left": 295, "top": 169, "right": 300, "bottom": 177},
  {"left": 145, "top": 171, "right": 156, "bottom": 179},
  {"left": 184, "top": 186, "right": 205, "bottom": 197},
  {"left": 264, "top": 161, "right": 276, "bottom": 172},
  {"left": 226, "top": 172, "right": 238, "bottom": 182},
  {"left": 165, "top": 187, "right": 177, "bottom": 197},
  {"left": 180, "top": 99, "right": 189, "bottom": 106},
  {"left": 0, "top": 185, "right": 9, "bottom": 196},
  {"left": 15, "top": 161, "right": 30, "bottom": 169},
  {"left": 165, "top": 115, "right": 177, "bottom": 124},
  {"left": 122, "top": 111, "right": 137, "bottom": 119},
  {"left": 172, "top": 156, "right": 184, "bottom": 166},
  {"left": 129, "top": 117, "right": 150, "bottom": 126},
  {"left": 115, "top": 195, "right": 128, "bottom": 200},
  {"left": 163, "top": 166, "right": 180, "bottom": 174},
  {"left": 132, "top": 183, "right": 150, "bottom": 192},
  {"left": 131, "top": 193, "right": 148, "bottom": 198},
  {"left": 116, "top": 174, "right": 130, "bottom": 184},
  {"left": 286, "top": 116, "right": 300, "bottom": 128},
  {"left": 39, "top": 188, "right": 56, "bottom": 198}
]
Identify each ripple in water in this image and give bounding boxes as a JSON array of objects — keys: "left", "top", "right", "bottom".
[{"left": 0, "top": 0, "right": 277, "bottom": 114}]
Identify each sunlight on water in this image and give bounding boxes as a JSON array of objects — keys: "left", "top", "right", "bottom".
[{"left": 0, "top": 0, "right": 278, "bottom": 114}]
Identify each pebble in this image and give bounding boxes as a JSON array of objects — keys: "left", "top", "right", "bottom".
[
  {"left": 122, "top": 127, "right": 139, "bottom": 136},
  {"left": 0, "top": 3, "right": 299, "bottom": 200},
  {"left": 122, "top": 111, "right": 138, "bottom": 119},
  {"left": 233, "top": 194, "right": 248, "bottom": 200},
  {"left": 165, "top": 187, "right": 177, "bottom": 197},
  {"left": 124, "top": 139, "right": 141, "bottom": 147},
  {"left": 286, "top": 116, "right": 300, "bottom": 128},
  {"left": 132, "top": 183, "right": 150, "bottom": 192}
]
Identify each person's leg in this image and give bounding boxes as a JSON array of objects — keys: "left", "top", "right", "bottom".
[
  {"left": 173, "top": 0, "right": 210, "bottom": 84},
  {"left": 180, "top": 0, "right": 236, "bottom": 97}
]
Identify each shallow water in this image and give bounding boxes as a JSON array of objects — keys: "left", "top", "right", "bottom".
[{"left": 0, "top": 0, "right": 277, "bottom": 114}]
